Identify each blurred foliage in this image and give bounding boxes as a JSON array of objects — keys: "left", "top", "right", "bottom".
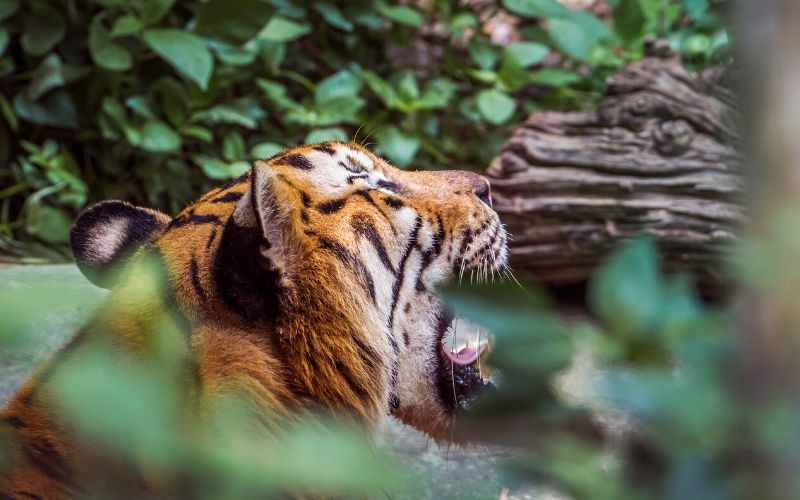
[
  {"left": 3, "top": 234, "right": 796, "bottom": 498},
  {"left": 0, "top": 0, "right": 730, "bottom": 257},
  {"left": 442, "top": 237, "right": 791, "bottom": 499}
]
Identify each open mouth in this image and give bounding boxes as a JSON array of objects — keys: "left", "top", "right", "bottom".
[{"left": 436, "top": 308, "right": 493, "bottom": 412}]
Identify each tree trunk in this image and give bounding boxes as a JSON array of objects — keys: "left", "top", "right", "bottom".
[{"left": 488, "top": 41, "right": 742, "bottom": 288}]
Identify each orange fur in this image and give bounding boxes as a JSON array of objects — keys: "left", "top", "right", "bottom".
[{"left": 0, "top": 142, "right": 507, "bottom": 497}]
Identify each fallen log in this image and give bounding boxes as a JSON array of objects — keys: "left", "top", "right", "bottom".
[{"left": 488, "top": 41, "right": 742, "bottom": 288}]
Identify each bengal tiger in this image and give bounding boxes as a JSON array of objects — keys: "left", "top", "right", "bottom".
[{"left": 0, "top": 141, "right": 508, "bottom": 497}]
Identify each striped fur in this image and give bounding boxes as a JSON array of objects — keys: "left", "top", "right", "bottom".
[{"left": 0, "top": 142, "right": 507, "bottom": 497}]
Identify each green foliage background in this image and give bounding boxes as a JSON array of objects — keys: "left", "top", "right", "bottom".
[{"left": 0, "top": 0, "right": 729, "bottom": 258}]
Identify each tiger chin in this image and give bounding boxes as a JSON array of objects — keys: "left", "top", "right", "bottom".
[{"left": 0, "top": 141, "right": 508, "bottom": 495}]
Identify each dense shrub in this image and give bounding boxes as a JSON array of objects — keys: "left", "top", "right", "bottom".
[{"left": 0, "top": 0, "right": 729, "bottom": 258}]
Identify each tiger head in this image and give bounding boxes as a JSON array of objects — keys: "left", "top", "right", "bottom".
[{"left": 70, "top": 142, "right": 507, "bottom": 440}]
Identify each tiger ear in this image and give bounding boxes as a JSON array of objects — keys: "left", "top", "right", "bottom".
[
  {"left": 70, "top": 200, "right": 171, "bottom": 289},
  {"left": 232, "top": 161, "right": 295, "bottom": 274}
]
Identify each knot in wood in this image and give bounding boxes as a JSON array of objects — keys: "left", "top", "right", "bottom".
[{"left": 653, "top": 119, "right": 695, "bottom": 156}]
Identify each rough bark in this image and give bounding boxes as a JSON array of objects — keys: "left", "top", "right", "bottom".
[{"left": 488, "top": 41, "right": 742, "bottom": 288}]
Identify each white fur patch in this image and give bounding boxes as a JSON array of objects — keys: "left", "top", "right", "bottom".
[{"left": 85, "top": 217, "right": 129, "bottom": 264}]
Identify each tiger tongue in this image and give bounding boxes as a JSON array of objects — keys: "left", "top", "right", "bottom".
[{"left": 441, "top": 343, "right": 488, "bottom": 366}]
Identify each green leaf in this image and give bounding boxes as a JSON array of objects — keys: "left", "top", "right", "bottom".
[
  {"left": 192, "top": 99, "right": 266, "bottom": 129},
  {"left": 13, "top": 89, "right": 77, "bottom": 129},
  {"left": 614, "top": 0, "right": 646, "bottom": 43},
  {"left": 222, "top": 131, "right": 246, "bottom": 161},
  {"left": 375, "top": 126, "right": 419, "bottom": 168},
  {"left": 21, "top": 3, "right": 66, "bottom": 56},
  {"left": 547, "top": 12, "right": 610, "bottom": 61},
  {"left": 476, "top": 89, "right": 516, "bottom": 125},
  {"left": 0, "top": 27, "right": 7, "bottom": 57},
  {"left": 138, "top": 121, "right": 181, "bottom": 152},
  {"left": 90, "top": 19, "right": 133, "bottom": 72},
  {"left": 314, "top": 3, "right": 353, "bottom": 32},
  {"left": 395, "top": 71, "right": 420, "bottom": 102},
  {"left": 137, "top": 0, "right": 175, "bottom": 24},
  {"left": 109, "top": 15, "right": 143, "bottom": 37},
  {"left": 258, "top": 16, "right": 310, "bottom": 43},
  {"left": 683, "top": 33, "right": 711, "bottom": 55},
  {"left": 315, "top": 70, "right": 362, "bottom": 104},
  {"left": 125, "top": 95, "right": 157, "bottom": 120},
  {"left": 250, "top": 142, "right": 283, "bottom": 160},
  {"left": 179, "top": 125, "right": 212, "bottom": 143},
  {"left": 360, "top": 70, "right": 398, "bottom": 108},
  {"left": 528, "top": 68, "right": 580, "bottom": 86},
  {"left": 589, "top": 237, "right": 663, "bottom": 337},
  {"left": 315, "top": 95, "right": 365, "bottom": 126},
  {"left": 502, "top": 0, "right": 569, "bottom": 18},
  {"left": 195, "top": 0, "right": 275, "bottom": 42},
  {"left": 27, "top": 54, "right": 65, "bottom": 101},
  {"left": 497, "top": 60, "right": 531, "bottom": 92},
  {"left": 468, "top": 40, "right": 500, "bottom": 70},
  {"left": 194, "top": 155, "right": 250, "bottom": 180},
  {"left": 415, "top": 78, "right": 457, "bottom": 109},
  {"left": 305, "top": 127, "right": 347, "bottom": 144},
  {"left": 0, "top": 91, "right": 18, "bottom": 131},
  {"left": 503, "top": 42, "right": 549, "bottom": 67},
  {"left": 376, "top": 4, "right": 423, "bottom": 28},
  {"left": 682, "top": 0, "right": 709, "bottom": 20},
  {"left": 143, "top": 29, "right": 213, "bottom": 90},
  {"left": 0, "top": 0, "right": 19, "bottom": 22},
  {"left": 25, "top": 204, "right": 72, "bottom": 244}
]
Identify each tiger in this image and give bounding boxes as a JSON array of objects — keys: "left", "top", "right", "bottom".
[{"left": 0, "top": 141, "right": 508, "bottom": 497}]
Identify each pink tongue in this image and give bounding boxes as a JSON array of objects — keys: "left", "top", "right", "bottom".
[{"left": 441, "top": 343, "right": 488, "bottom": 366}]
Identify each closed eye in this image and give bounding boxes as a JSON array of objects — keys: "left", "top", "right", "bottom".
[{"left": 376, "top": 179, "right": 400, "bottom": 192}]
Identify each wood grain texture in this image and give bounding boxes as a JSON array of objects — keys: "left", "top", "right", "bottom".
[{"left": 488, "top": 41, "right": 742, "bottom": 287}]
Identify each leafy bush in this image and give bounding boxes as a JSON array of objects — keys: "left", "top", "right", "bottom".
[{"left": 0, "top": 0, "right": 729, "bottom": 257}]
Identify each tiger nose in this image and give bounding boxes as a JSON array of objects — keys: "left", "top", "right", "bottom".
[{"left": 465, "top": 172, "right": 493, "bottom": 208}]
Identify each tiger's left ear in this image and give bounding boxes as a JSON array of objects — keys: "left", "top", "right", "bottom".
[
  {"left": 70, "top": 200, "right": 171, "bottom": 288},
  {"left": 232, "top": 161, "right": 298, "bottom": 275}
]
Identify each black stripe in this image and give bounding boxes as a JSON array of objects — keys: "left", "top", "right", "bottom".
[
  {"left": 190, "top": 257, "right": 206, "bottom": 301},
  {"left": 347, "top": 174, "right": 369, "bottom": 184},
  {"left": 313, "top": 143, "right": 335, "bottom": 155},
  {"left": 3, "top": 415, "right": 25, "bottom": 429},
  {"left": 168, "top": 212, "right": 221, "bottom": 229},
  {"left": 383, "top": 196, "right": 404, "bottom": 209},
  {"left": 219, "top": 171, "right": 250, "bottom": 190},
  {"left": 211, "top": 191, "right": 244, "bottom": 203},
  {"left": 338, "top": 160, "right": 363, "bottom": 174},
  {"left": 334, "top": 359, "right": 371, "bottom": 400},
  {"left": 205, "top": 229, "right": 217, "bottom": 250},
  {"left": 317, "top": 198, "right": 347, "bottom": 214},
  {"left": 433, "top": 214, "right": 446, "bottom": 257},
  {"left": 347, "top": 154, "right": 369, "bottom": 172},
  {"left": 212, "top": 218, "right": 280, "bottom": 323},
  {"left": 25, "top": 440, "right": 73, "bottom": 487},
  {"left": 353, "top": 336, "right": 381, "bottom": 369},
  {"left": 350, "top": 215, "right": 396, "bottom": 275},
  {"left": 387, "top": 217, "right": 422, "bottom": 330},
  {"left": 415, "top": 249, "right": 434, "bottom": 292},
  {"left": 453, "top": 228, "right": 473, "bottom": 270},
  {"left": 377, "top": 180, "right": 400, "bottom": 192},
  {"left": 318, "top": 237, "right": 376, "bottom": 305},
  {"left": 300, "top": 191, "right": 311, "bottom": 207},
  {"left": 352, "top": 190, "right": 396, "bottom": 233},
  {"left": 276, "top": 153, "right": 313, "bottom": 170},
  {"left": 15, "top": 492, "right": 44, "bottom": 500}
]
